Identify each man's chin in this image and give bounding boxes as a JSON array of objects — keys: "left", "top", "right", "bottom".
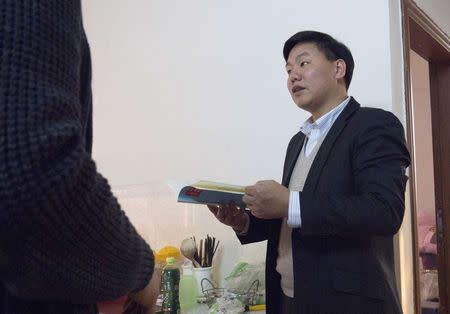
[{"left": 294, "top": 101, "right": 311, "bottom": 111}]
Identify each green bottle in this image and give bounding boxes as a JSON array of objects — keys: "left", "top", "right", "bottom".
[{"left": 161, "top": 257, "right": 180, "bottom": 313}]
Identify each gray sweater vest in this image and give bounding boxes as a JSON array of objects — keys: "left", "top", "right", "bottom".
[{"left": 276, "top": 131, "right": 328, "bottom": 297}]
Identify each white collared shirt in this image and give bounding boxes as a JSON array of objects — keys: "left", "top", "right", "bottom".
[{"left": 287, "top": 97, "right": 351, "bottom": 227}]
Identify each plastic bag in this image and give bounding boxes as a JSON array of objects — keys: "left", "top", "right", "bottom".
[
  {"left": 420, "top": 270, "right": 439, "bottom": 302},
  {"left": 224, "top": 262, "right": 265, "bottom": 305},
  {"left": 208, "top": 295, "right": 245, "bottom": 314}
]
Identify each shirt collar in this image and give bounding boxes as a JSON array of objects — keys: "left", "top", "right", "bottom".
[{"left": 300, "top": 96, "right": 350, "bottom": 137}]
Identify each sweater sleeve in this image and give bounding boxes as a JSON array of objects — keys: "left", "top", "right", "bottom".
[{"left": 0, "top": 0, "right": 154, "bottom": 303}]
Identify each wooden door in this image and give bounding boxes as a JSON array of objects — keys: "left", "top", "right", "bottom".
[{"left": 402, "top": 0, "right": 450, "bottom": 313}]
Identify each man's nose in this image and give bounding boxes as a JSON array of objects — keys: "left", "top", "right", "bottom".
[{"left": 289, "top": 70, "right": 301, "bottom": 82}]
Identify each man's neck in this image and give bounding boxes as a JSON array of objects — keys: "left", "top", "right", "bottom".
[{"left": 310, "top": 94, "right": 348, "bottom": 122}]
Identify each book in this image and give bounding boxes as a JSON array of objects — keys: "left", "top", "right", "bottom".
[{"left": 177, "top": 180, "right": 246, "bottom": 207}]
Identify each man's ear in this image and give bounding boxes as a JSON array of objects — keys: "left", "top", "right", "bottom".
[{"left": 335, "top": 59, "right": 346, "bottom": 80}]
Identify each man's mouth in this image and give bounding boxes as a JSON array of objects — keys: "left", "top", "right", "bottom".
[{"left": 292, "top": 86, "right": 305, "bottom": 94}]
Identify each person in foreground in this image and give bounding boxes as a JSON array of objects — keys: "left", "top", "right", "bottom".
[
  {"left": 209, "top": 30, "right": 410, "bottom": 314},
  {"left": 0, "top": 1, "right": 158, "bottom": 313}
]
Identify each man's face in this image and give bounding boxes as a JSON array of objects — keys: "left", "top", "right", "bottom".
[{"left": 286, "top": 43, "right": 340, "bottom": 114}]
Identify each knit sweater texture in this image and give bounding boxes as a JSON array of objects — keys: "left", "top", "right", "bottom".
[{"left": 0, "top": 1, "right": 154, "bottom": 313}]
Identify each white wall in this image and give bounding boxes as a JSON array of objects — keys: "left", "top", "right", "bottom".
[
  {"left": 414, "top": 0, "right": 450, "bottom": 36},
  {"left": 82, "top": 0, "right": 395, "bottom": 186},
  {"left": 82, "top": 0, "right": 402, "bottom": 288}
]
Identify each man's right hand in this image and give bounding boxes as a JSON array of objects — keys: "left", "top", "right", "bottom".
[
  {"left": 128, "top": 261, "right": 162, "bottom": 312},
  {"left": 208, "top": 204, "right": 248, "bottom": 233}
]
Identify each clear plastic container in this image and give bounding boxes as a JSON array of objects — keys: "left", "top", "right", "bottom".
[{"left": 179, "top": 261, "right": 198, "bottom": 312}]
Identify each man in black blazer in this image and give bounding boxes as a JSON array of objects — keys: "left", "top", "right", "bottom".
[{"left": 209, "top": 31, "right": 410, "bottom": 314}]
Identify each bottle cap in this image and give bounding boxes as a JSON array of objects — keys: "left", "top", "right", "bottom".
[
  {"left": 182, "top": 260, "right": 193, "bottom": 275},
  {"left": 166, "top": 256, "right": 176, "bottom": 265}
]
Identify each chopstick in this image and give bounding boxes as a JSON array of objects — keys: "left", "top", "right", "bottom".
[
  {"left": 199, "top": 239, "right": 203, "bottom": 267},
  {"left": 190, "top": 235, "right": 219, "bottom": 268}
]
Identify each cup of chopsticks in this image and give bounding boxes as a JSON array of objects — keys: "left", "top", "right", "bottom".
[
  {"left": 183, "top": 235, "right": 219, "bottom": 297},
  {"left": 192, "top": 234, "right": 219, "bottom": 268}
]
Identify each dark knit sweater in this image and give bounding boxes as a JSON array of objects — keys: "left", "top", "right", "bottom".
[{"left": 0, "top": 1, "right": 154, "bottom": 313}]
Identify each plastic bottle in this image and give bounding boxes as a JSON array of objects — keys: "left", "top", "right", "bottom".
[
  {"left": 155, "top": 247, "right": 182, "bottom": 311},
  {"left": 178, "top": 261, "right": 198, "bottom": 312},
  {"left": 161, "top": 256, "right": 180, "bottom": 313}
]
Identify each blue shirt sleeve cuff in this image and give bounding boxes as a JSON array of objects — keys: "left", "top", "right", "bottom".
[{"left": 287, "top": 190, "right": 302, "bottom": 228}]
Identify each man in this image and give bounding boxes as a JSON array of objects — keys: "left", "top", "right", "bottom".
[
  {"left": 0, "top": 1, "right": 158, "bottom": 313},
  {"left": 209, "top": 31, "right": 410, "bottom": 314}
]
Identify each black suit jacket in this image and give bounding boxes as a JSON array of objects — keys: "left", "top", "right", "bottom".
[{"left": 238, "top": 98, "right": 410, "bottom": 314}]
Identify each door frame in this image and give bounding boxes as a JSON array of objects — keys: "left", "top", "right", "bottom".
[{"left": 401, "top": 0, "right": 450, "bottom": 313}]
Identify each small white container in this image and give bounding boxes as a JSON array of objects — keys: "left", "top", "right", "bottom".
[{"left": 192, "top": 266, "right": 214, "bottom": 297}]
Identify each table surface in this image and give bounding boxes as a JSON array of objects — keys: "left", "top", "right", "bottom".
[
  {"left": 99, "top": 300, "right": 265, "bottom": 314},
  {"left": 183, "top": 303, "right": 265, "bottom": 313}
]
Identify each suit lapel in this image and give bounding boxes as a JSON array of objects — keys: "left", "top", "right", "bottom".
[{"left": 302, "top": 97, "right": 360, "bottom": 193}]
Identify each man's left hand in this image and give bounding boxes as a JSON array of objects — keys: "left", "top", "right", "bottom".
[{"left": 243, "top": 180, "right": 289, "bottom": 219}]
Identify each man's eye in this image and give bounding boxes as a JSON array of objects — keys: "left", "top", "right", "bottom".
[
  {"left": 300, "top": 61, "right": 309, "bottom": 67},
  {"left": 287, "top": 69, "right": 292, "bottom": 74}
]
